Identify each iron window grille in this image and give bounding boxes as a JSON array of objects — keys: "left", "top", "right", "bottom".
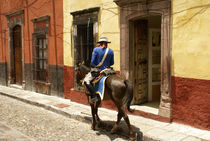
[{"left": 33, "top": 35, "right": 48, "bottom": 82}]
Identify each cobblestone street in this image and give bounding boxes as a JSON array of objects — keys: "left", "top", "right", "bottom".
[{"left": 0, "top": 95, "right": 128, "bottom": 141}]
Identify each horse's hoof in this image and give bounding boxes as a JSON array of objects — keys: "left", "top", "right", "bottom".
[
  {"left": 111, "top": 124, "right": 118, "bottom": 134},
  {"left": 97, "top": 121, "right": 102, "bottom": 128},
  {"left": 129, "top": 137, "right": 135, "bottom": 141},
  {"left": 110, "top": 129, "right": 115, "bottom": 134},
  {"left": 91, "top": 122, "right": 96, "bottom": 130},
  {"left": 135, "top": 132, "right": 143, "bottom": 141},
  {"left": 96, "top": 118, "right": 101, "bottom": 123},
  {"left": 91, "top": 124, "right": 96, "bottom": 130},
  {"left": 128, "top": 132, "right": 136, "bottom": 141},
  {"left": 129, "top": 132, "right": 143, "bottom": 141}
]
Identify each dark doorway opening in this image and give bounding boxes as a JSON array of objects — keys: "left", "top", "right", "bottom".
[{"left": 12, "top": 25, "right": 22, "bottom": 85}]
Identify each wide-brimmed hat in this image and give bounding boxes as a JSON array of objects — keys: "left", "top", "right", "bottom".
[{"left": 97, "top": 37, "right": 111, "bottom": 43}]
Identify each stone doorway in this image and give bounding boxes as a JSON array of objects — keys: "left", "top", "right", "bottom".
[
  {"left": 115, "top": 0, "right": 172, "bottom": 119},
  {"left": 6, "top": 9, "right": 25, "bottom": 88}
]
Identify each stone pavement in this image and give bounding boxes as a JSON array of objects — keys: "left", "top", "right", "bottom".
[
  {"left": 0, "top": 121, "right": 34, "bottom": 141},
  {"left": 0, "top": 85, "right": 209, "bottom": 141}
]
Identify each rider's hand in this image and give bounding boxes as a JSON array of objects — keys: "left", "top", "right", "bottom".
[{"left": 91, "top": 68, "right": 100, "bottom": 77}]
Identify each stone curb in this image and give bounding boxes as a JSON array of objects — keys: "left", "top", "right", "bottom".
[{"left": 0, "top": 91, "right": 89, "bottom": 124}]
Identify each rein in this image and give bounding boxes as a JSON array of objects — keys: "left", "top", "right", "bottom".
[{"left": 77, "top": 71, "right": 84, "bottom": 77}]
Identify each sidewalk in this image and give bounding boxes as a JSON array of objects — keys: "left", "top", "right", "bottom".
[{"left": 0, "top": 85, "right": 209, "bottom": 141}]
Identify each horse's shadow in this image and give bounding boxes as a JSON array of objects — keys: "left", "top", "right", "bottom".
[{"left": 83, "top": 116, "right": 143, "bottom": 141}]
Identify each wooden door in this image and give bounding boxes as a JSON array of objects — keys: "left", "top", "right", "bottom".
[
  {"left": 133, "top": 20, "right": 148, "bottom": 104},
  {"left": 13, "top": 25, "right": 22, "bottom": 85}
]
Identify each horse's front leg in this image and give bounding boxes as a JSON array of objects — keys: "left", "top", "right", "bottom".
[
  {"left": 95, "top": 98, "right": 101, "bottom": 124},
  {"left": 90, "top": 103, "right": 96, "bottom": 130}
]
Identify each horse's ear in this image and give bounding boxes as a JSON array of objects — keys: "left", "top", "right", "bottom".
[
  {"left": 75, "top": 66, "right": 78, "bottom": 71},
  {"left": 76, "top": 60, "right": 83, "bottom": 66}
]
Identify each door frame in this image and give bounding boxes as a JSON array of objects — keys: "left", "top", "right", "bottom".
[
  {"left": 6, "top": 9, "right": 25, "bottom": 88},
  {"left": 115, "top": 0, "right": 172, "bottom": 119}
]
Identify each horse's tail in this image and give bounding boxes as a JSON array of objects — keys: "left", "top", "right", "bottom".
[{"left": 124, "top": 80, "right": 134, "bottom": 113}]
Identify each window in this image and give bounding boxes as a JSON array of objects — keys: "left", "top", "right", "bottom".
[
  {"left": 71, "top": 7, "right": 99, "bottom": 90},
  {"left": 76, "top": 23, "right": 94, "bottom": 65},
  {"left": 34, "top": 36, "right": 47, "bottom": 82},
  {"left": 31, "top": 15, "right": 49, "bottom": 83},
  {"left": 31, "top": 15, "right": 50, "bottom": 94}
]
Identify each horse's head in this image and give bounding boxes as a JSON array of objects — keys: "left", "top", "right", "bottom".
[{"left": 75, "top": 62, "right": 91, "bottom": 85}]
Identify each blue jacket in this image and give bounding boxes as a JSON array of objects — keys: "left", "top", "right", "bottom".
[{"left": 91, "top": 47, "right": 114, "bottom": 70}]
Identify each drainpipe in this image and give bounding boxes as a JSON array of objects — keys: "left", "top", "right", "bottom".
[
  {"left": 52, "top": 0, "right": 59, "bottom": 96},
  {"left": 0, "top": 6, "right": 3, "bottom": 62},
  {"left": 25, "top": 0, "right": 32, "bottom": 90},
  {"left": 4, "top": 30, "right": 8, "bottom": 85},
  {"left": 0, "top": 5, "right": 7, "bottom": 85}
]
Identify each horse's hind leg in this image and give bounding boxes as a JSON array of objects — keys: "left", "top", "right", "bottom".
[
  {"left": 111, "top": 106, "right": 123, "bottom": 134},
  {"left": 112, "top": 107, "right": 134, "bottom": 140},
  {"left": 90, "top": 103, "right": 96, "bottom": 130},
  {"left": 122, "top": 109, "right": 134, "bottom": 140}
]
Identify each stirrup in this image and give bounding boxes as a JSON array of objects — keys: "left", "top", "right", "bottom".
[
  {"left": 91, "top": 96, "right": 98, "bottom": 103},
  {"left": 88, "top": 96, "right": 98, "bottom": 104}
]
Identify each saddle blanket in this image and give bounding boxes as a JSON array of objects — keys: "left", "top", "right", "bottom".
[{"left": 94, "top": 76, "right": 107, "bottom": 100}]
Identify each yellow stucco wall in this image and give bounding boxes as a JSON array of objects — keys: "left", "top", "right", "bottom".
[
  {"left": 172, "top": 0, "right": 210, "bottom": 80},
  {"left": 63, "top": 0, "right": 120, "bottom": 70}
]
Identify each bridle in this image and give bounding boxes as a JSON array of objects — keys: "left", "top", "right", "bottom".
[{"left": 77, "top": 71, "right": 84, "bottom": 77}]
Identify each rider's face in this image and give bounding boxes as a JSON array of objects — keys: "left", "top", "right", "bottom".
[{"left": 100, "top": 42, "right": 107, "bottom": 48}]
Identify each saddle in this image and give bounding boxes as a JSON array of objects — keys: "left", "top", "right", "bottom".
[{"left": 92, "top": 68, "right": 116, "bottom": 84}]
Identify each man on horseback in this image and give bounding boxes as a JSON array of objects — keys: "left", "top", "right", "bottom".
[
  {"left": 83, "top": 37, "right": 114, "bottom": 104},
  {"left": 77, "top": 39, "right": 135, "bottom": 139}
]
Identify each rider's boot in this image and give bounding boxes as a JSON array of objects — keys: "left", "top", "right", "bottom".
[{"left": 84, "top": 83, "right": 98, "bottom": 104}]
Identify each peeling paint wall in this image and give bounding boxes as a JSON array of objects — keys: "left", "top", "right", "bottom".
[
  {"left": 171, "top": 0, "right": 210, "bottom": 130},
  {"left": 63, "top": 0, "right": 120, "bottom": 70},
  {"left": 172, "top": 0, "right": 210, "bottom": 80}
]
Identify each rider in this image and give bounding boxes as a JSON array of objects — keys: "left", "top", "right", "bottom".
[{"left": 83, "top": 37, "right": 114, "bottom": 104}]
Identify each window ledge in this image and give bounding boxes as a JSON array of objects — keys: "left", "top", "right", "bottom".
[{"left": 33, "top": 80, "right": 50, "bottom": 86}]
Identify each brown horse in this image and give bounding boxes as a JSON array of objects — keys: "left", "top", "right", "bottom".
[{"left": 76, "top": 63, "right": 135, "bottom": 140}]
